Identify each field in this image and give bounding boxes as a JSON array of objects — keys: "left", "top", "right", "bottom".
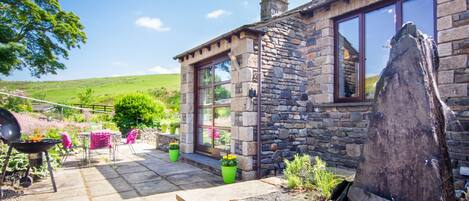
[{"left": 0, "top": 74, "right": 180, "bottom": 105}]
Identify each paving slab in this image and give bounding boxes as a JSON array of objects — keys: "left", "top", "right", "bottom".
[
  {"left": 113, "top": 162, "right": 149, "bottom": 174},
  {"left": 87, "top": 177, "right": 133, "bottom": 197},
  {"left": 166, "top": 170, "right": 220, "bottom": 185},
  {"left": 10, "top": 143, "right": 229, "bottom": 201},
  {"left": 146, "top": 162, "right": 199, "bottom": 176},
  {"left": 175, "top": 180, "right": 280, "bottom": 201},
  {"left": 132, "top": 179, "right": 180, "bottom": 196},
  {"left": 121, "top": 171, "right": 162, "bottom": 184},
  {"left": 142, "top": 192, "right": 177, "bottom": 201},
  {"left": 179, "top": 181, "right": 214, "bottom": 190},
  {"left": 92, "top": 190, "right": 142, "bottom": 201}
]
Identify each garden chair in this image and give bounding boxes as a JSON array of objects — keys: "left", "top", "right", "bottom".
[
  {"left": 60, "top": 132, "right": 74, "bottom": 164},
  {"left": 88, "top": 131, "right": 114, "bottom": 164},
  {"left": 126, "top": 129, "right": 139, "bottom": 154}
]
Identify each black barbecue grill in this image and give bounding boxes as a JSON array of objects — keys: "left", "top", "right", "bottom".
[{"left": 0, "top": 108, "right": 61, "bottom": 198}]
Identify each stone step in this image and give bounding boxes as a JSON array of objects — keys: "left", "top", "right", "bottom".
[
  {"left": 175, "top": 180, "right": 280, "bottom": 201},
  {"left": 180, "top": 153, "right": 222, "bottom": 176}
]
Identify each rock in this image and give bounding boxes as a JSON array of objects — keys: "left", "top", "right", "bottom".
[
  {"left": 349, "top": 23, "right": 455, "bottom": 201},
  {"left": 348, "top": 186, "right": 390, "bottom": 201}
]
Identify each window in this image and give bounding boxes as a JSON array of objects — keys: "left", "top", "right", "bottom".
[
  {"left": 195, "top": 57, "right": 232, "bottom": 157},
  {"left": 334, "top": 0, "right": 435, "bottom": 102}
]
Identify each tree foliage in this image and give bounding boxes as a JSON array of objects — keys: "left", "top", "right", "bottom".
[
  {"left": 0, "top": 88, "right": 32, "bottom": 112},
  {"left": 77, "top": 88, "right": 94, "bottom": 105},
  {"left": 0, "top": 0, "right": 86, "bottom": 78},
  {"left": 113, "top": 93, "right": 165, "bottom": 134}
]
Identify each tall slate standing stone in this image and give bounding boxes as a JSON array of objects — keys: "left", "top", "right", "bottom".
[{"left": 349, "top": 23, "right": 455, "bottom": 201}]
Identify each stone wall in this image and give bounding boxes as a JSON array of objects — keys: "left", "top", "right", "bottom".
[
  {"left": 436, "top": 0, "right": 469, "bottom": 190},
  {"left": 178, "top": 30, "right": 261, "bottom": 180},
  {"left": 139, "top": 128, "right": 179, "bottom": 152},
  {"left": 307, "top": 103, "right": 372, "bottom": 169},
  {"left": 256, "top": 14, "right": 309, "bottom": 176}
]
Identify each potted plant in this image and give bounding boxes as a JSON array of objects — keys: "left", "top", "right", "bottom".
[
  {"left": 168, "top": 142, "right": 179, "bottom": 162},
  {"left": 160, "top": 119, "right": 170, "bottom": 133},
  {"left": 220, "top": 154, "right": 237, "bottom": 184},
  {"left": 169, "top": 119, "right": 180, "bottom": 135}
]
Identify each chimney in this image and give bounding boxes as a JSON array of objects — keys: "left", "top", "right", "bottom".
[{"left": 260, "top": 0, "right": 289, "bottom": 21}]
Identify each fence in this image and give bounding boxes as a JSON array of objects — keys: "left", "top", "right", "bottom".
[{"left": 72, "top": 104, "right": 113, "bottom": 114}]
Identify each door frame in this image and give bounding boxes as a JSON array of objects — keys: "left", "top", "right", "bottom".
[{"left": 193, "top": 53, "right": 230, "bottom": 159}]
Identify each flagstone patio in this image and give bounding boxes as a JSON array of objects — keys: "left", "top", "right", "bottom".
[{"left": 10, "top": 143, "right": 282, "bottom": 201}]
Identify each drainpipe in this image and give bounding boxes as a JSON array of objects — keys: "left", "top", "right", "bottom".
[{"left": 256, "top": 32, "right": 263, "bottom": 179}]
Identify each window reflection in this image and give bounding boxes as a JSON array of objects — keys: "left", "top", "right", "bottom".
[
  {"left": 214, "top": 60, "right": 231, "bottom": 83},
  {"left": 338, "top": 17, "right": 360, "bottom": 98},
  {"left": 214, "top": 129, "right": 231, "bottom": 151},
  {"left": 403, "top": 0, "right": 434, "bottom": 38},
  {"left": 365, "top": 4, "right": 395, "bottom": 99},
  {"left": 198, "top": 127, "right": 213, "bottom": 147},
  {"left": 198, "top": 108, "right": 212, "bottom": 126},
  {"left": 214, "top": 107, "right": 231, "bottom": 127},
  {"left": 198, "top": 88, "right": 212, "bottom": 106},
  {"left": 198, "top": 67, "right": 212, "bottom": 86},
  {"left": 214, "top": 84, "right": 231, "bottom": 104}
]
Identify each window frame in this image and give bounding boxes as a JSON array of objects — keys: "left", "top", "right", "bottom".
[
  {"left": 333, "top": 0, "right": 436, "bottom": 103},
  {"left": 193, "top": 53, "right": 232, "bottom": 158}
]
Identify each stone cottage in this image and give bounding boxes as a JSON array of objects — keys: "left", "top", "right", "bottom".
[{"left": 174, "top": 0, "right": 469, "bottom": 186}]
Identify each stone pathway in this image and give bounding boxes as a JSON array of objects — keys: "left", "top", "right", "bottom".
[
  {"left": 13, "top": 143, "right": 225, "bottom": 201},
  {"left": 6, "top": 143, "right": 287, "bottom": 201}
]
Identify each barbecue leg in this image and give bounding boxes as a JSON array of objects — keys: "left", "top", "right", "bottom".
[
  {"left": 0, "top": 146, "right": 13, "bottom": 198},
  {"left": 45, "top": 151, "right": 57, "bottom": 192}
]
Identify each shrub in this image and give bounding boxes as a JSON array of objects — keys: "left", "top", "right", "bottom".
[
  {"left": 284, "top": 154, "right": 314, "bottom": 190},
  {"left": 221, "top": 154, "right": 237, "bottom": 167},
  {"left": 169, "top": 117, "right": 180, "bottom": 134},
  {"left": 77, "top": 88, "right": 94, "bottom": 105},
  {"left": 283, "top": 155, "right": 342, "bottom": 199},
  {"left": 0, "top": 89, "right": 32, "bottom": 112},
  {"left": 312, "top": 156, "right": 342, "bottom": 199},
  {"left": 160, "top": 119, "right": 171, "bottom": 133},
  {"left": 113, "top": 93, "right": 165, "bottom": 134},
  {"left": 169, "top": 142, "right": 179, "bottom": 150}
]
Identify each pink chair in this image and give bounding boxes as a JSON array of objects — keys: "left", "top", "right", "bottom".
[
  {"left": 88, "top": 131, "right": 114, "bottom": 163},
  {"left": 60, "top": 132, "right": 73, "bottom": 164},
  {"left": 126, "top": 129, "right": 139, "bottom": 154}
]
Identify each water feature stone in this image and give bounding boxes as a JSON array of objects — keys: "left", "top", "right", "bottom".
[{"left": 349, "top": 23, "right": 457, "bottom": 201}]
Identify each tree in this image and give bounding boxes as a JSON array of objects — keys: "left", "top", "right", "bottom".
[
  {"left": 113, "top": 93, "right": 166, "bottom": 135},
  {"left": 0, "top": 0, "right": 86, "bottom": 78},
  {"left": 77, "top": 88, "right": 94, "bottom": 105}
]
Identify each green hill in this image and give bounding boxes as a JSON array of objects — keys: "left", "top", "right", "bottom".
[{"left": 0, "top": 74, "right": 180, "bottom": 105}]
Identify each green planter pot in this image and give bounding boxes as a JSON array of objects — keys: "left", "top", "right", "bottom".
[
  {"left": 169, "top": 149, "right": 179, "bottom": 162},
  {"left": 221, "top": 166, "right": 237, "bottom": 184},
  {"left": 161, "top": 125, "right": 168, "bottom": 133},
  {"left": 169, "top": 126, "right": 177, "bottom": 134}
]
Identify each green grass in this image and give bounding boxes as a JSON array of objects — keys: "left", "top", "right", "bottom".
[
  {"left": 0, "top": 74, "right": 180, "bottom": 105},
  {"left": 365, "top": 75, "right": 379, "bottom": 98}
]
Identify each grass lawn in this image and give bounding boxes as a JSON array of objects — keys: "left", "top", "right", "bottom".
[{"left": 0, "top": 74, "right": 180, "bottom": 105}]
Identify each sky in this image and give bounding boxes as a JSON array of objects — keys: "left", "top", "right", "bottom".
[{"left": 3, "top": 0, "right": 310, "bottom": 81}]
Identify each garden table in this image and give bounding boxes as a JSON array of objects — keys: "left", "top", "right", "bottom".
[{"left": 78, "top": 130, "right": 121, "bottom": 163}]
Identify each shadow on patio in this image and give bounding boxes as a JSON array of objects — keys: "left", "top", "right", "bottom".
[{"left": 17, "top": 143, "right": 224, "bottom": 201}]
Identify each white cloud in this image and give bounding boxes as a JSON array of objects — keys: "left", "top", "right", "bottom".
[
  {"left": 206, "top": 9, "right": 231, "bottom": 19},
  {"left": 135, "top": 17, "right": 170, "bottom": 32},
  {"left": 242, "top": 1, "right": 249, "bottom": 7},
  {"left": 147, "top": 66, "right": 179, "bottom": 74}
]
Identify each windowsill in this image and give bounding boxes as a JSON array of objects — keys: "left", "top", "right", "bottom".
[{"left": 314, "top": 101, "right": 375, "bottom": 108}]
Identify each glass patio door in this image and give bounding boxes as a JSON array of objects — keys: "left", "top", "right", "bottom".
[{"left": 195, "top": 57, "right": 232, "bottom": 158}]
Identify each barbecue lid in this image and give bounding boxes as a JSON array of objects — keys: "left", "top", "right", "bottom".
[{"left": 0, "top": 108, "right": 22, "bottom": 143}]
